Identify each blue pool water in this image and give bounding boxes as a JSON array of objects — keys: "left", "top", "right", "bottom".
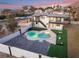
[
  {"left": 38, "top": 32, "right": 50, "bottom": 38},
  {"left": 27, "top": 31, "right": 38, "bottom": 38},
  {"left": 27, "top": 31, "right": 51, "bottom": 41}
]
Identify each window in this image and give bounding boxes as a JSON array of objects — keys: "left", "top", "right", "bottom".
[
  {"left": 51, "top": 17, "right": 54, "bottom": 21},
  {"left": 30, "top": 19, "right": 31, "bottom": 22},
  {"left": 54, "top": 18, "right": 56, "bottom": 21},
  {"left": 40, "top": 16, "right": 45, "bottom": 19},
  {"left": 27, "top": 20, "right": 28, "bottom": 23},
  {"left": 50, "top": 24, "right": 53, "bottom": 28},
  {"left": 56, "top": 18, "right": 61, "bottom": 22},
  {"left": 61, "top": 18, "right": 64, "bottom": 22},
  {"left": 49, "top": 17, "right": 51, "bottom": 20},
  {"left": 52, "top": 24, "right": 54, "bottom": 27},
  {"left": 56, "top": 24, "right": 60, "bottom": 27}
]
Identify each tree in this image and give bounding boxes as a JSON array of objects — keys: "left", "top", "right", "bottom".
[
  {"left": 0, "top": 15, "right": 6, "bottom": 19},
  {"left": 67, "top": 6, "right": 76, "bottom": 21},
  {"left": 30, "top": 6, "right": 36, "bottom": 12},
  {"left": 5, "top": 14, "right": 17, "bottom": 32},
  {"left": 53, "top": 5, "right": 62, "bottom": 11},
  {"left": 45, "top": 7, "right": 53, "bottom": 10},
  {"left": 38, "top": 7, "right": 44, "bottom": 11},
  {"left": 73, "top": 7, "right": 79, "bottom": 21},
  {"left": 71, "top": 9, "right": 76, "bottom": 20},
  {"left": 44, "top": 7, "right": 53, "bottom": 13},
  {"left": 28, "top": 6, "right": 36, "bottom": 15},
  {"left": 0, "top": 25, "right": 2, "bottom": 31},
  {"left": 16, "top": 9, "right": 25, "bottom": 17},
  {"left": 23, "top": 6, "right": 28, "bottom": 10}
]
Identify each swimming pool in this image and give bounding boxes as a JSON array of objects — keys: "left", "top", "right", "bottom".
[
  {"left": 25, "top": 31, "right": 51, "bottom": 41},
  {"left": 25, "top": 30, "right": 56, "bottom": 44}
]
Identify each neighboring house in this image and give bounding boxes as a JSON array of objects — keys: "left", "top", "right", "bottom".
[
  {"left": 44, "top": 8, "right": 53, "bottom": 14},
  {"left": 1, "top": 10, "right": 15, "bottom": 16},
  {"left": 23, "top": 6, "right": 35, "bottom": 15},
  {"left": 35, "top": 9, "right": 43, "bottom": 14},
  {"left": 16, "top": 9, "right": 24, "bottom": 15},
  {"left": 18, "top": 16, "right": 32, "bottom": 27},
  {"left": 24, "top": 9, "right": 30, "bottom": 15},
  {"left": 53, "top": 11, "right": 64, "bottom": 14}
]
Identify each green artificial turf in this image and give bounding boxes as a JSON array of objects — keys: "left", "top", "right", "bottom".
[{"left": 47, "top": 29, "right": 68, "bottom": 58}]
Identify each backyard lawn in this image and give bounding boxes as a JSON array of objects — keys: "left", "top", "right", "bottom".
[{"left": 48, "top": 29, "right": 68, "bottom": 58}]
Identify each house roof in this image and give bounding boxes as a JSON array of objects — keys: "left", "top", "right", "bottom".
[
  {"left": 47, "top": 13, "right": 69, "bottom": 18},
  {"left": 15, "top": 12, "right": 69, "bottom": 20},
  {"left": 33, "top": 13, "right": 69, "bottom": 18},
  {"left": 15, "top": 16, "right": 32, "bottom": 20}
]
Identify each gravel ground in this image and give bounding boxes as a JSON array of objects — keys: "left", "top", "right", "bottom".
[{"left": 65, "top": 24, "right": 79, "bottom": 58}]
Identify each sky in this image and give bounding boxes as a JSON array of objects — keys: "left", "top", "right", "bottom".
[{"left": 0, "top": 0, "right": 77, "bottom": 9}]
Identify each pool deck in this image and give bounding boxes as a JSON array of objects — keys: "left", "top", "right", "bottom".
[{"left": 3, "top": 34, "right": 50, "bottom": 55}]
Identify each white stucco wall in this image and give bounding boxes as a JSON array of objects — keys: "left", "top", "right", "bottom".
[
  {"left": 34, "top": 16, "right": 64, "bottom": 30},
  {"left": 40, "top": 16, "right": 49, "bottom": 25},
  {"left": 54, "top": 24, "right": 63, "bottom": 30},
  {"left": 0, "top": 44, "right": 10, "bottom": 55}
]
